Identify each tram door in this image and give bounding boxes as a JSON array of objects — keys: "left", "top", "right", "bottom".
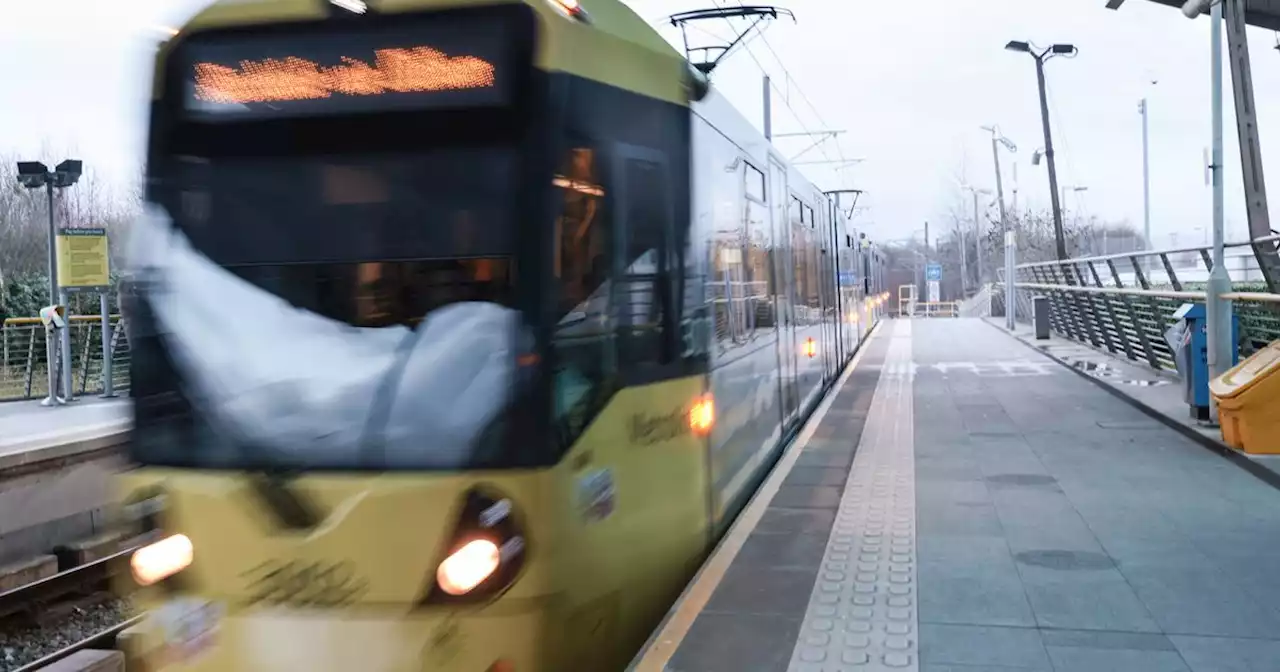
[
  {"left": 818, "top": 201, "right": 838, "bottom": 380},
  {"left": 768, "top": 157, "right": 799, "bottom": 426}
]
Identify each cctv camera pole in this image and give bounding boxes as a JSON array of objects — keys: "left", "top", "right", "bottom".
[
  {"left": 44, "top": 183, "right": 75, "bottom": 402},
  {"left": 987, "top": 135, "right": 1015, "bottom": 330},
  {"left": 40, "top": 181, "right": 72, "bottom": 404},
  {"left": 1206, "top": 0, "right": 1233, "bottom": 422},
  {"left": 1033, "top": 56, "right": 1068, "bottom": 261},
  {"left": 44, "top": 182, "right": 58, "bottom": 305}
]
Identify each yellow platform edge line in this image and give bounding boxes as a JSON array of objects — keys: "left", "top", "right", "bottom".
[{"left": 628, "top": 321, "right": 886, "bottom": 672}]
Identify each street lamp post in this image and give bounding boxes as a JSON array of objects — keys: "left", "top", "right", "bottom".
[
  {"left": 980, "top": 125, "right": 1017, "bottom": 330},
  {"left": 15, "top": 159, "right": 83, "bottom": 406},
  {"left": 1006, "top": 40, "right": 1077, "bottom": 260}
]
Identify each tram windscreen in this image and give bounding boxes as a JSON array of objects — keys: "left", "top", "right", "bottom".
[
  {"left": 127, "top": 146, "right": 527, "bottom": 472},
  {"left": 172, "top": 148, "right": 518, "bottom": 325}
]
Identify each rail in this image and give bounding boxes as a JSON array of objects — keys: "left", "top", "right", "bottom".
[
  {"left": 1, "top": 316, "right": 130, "bottom": 402},
  {"left": 0, "top": 546, "right": 139, "bottom": 671},
  {"left": 995, "top": 234, "right": 1280, "bottom": 373},
  {"left": 0, "top": 547, "right": 133, "bottom": 621},
  {"left": 13, "top": 616, "right": 142, "bottom": 672}
]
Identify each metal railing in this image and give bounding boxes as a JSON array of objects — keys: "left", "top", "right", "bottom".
[
  {"left": 995, "top": 234, "right": 1280, "bottom": 373},
  {"left": 958, "top": 284, "right": 994, "bottom": 318},
  {"left": 1, "top": 316, "right": 130, "bottom": 402},
  {"left": 914, "top": 302, "right": 960, "bottom": 318}
]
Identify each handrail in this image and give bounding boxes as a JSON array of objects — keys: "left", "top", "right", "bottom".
[
  {"left": 1013, "top": 282, "right": 1280, "bottom": 304},
  {"left": 3, "top": 315, "right": 123, "bottom": 326},
  {"left": 1014, "top": 232, "right": 1280, "bottom": 271},
  {"left": 1013, "top": 282, "right": 1203, "bottom": 301}
]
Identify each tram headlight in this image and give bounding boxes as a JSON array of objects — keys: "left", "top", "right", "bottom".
[
  {"left": 120, "top": 486, "right": 193, "bottom": 590},
  {"left": 437, "top": 539, "right": 500, "bottom": 596},
  {"left": 422, "top": 488, "right": 527, "bottom": 604},
  {"left": 131, "top": 534, "right": 194, "bottom": 586}
]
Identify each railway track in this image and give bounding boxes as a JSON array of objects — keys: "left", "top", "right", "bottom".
[{"left": 0, "top": 547, "right": 138, "bottom": 672}]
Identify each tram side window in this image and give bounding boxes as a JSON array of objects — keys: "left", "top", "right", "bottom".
[
  {"left": 743, "top": 163, "right": 770, "bottom": 321},
  {"left": 551, "top": 145, "right": 614, "bottom": 448},
  {"left": 615, "top": 156, "right": 678, "bottom": 376},
  {"left": 550, "top": 146, "right": 680, "bottom": 450}
]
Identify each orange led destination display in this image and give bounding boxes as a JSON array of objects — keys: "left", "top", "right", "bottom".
[
  {"left": 193, "top": 47, "right": 496, "bottom": 105},
  {"left": 180, "top": 17, "right": 516, "bottom": 119}
]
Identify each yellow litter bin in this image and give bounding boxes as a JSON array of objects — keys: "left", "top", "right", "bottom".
[{"left": 1209, "top": 340, "right": 1280, "bottom": 454}]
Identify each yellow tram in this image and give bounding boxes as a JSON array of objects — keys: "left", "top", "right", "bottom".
[{"left": 112, "top": 0, "right": 886, "bottom": 669}]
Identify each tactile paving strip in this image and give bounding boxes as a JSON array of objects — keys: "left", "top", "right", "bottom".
[{"left": 788, "top": 321, "right": 917, "bottom": 671}]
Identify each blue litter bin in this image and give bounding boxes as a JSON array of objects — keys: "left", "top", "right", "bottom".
[{"left": 1167, "top": 303, "right": 1239, "bottom": 421}]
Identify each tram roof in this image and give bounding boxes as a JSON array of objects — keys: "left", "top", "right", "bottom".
[
  {"left": 165, "top": 0, "right": 690, "bottom": 105},
  {"left": 1108, "top": 0, "right": 1280, "bottom": 31}
]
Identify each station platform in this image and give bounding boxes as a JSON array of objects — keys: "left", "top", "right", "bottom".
[
  {"left": 634, "top": 318, "right": 1280, "bottom": 672},
  {"left": 0, "top": 396, "right": 130, "bottom": 563},
  {"left": 0, "top": 396, "right": 129, "bottom": 469}
]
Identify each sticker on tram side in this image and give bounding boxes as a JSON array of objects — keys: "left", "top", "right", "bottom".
[
  {"left": 575, "top": 469, "right": 616, "bottom": 523},
  {"left": 154, "top": 597, "right": 224, "bottom": 664},
  {"left": 422, "top": 614, "right": 466, "bottom": 668}
]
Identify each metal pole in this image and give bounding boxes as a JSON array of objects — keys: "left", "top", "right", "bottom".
[
  {"left": 958, "top": 217, "right": 969, "bottom": 296},
  {"left": 59, "top": 286, "right": 72, "bottom": 401},
  {"left": 972, "top": 190, "right": 984, "bottom": 286},
  {"left": 989, "top": 135, "right": 1013, "bottom": 329},
  {"left": 1012, "top": 163, "right": 1019, "bottom": 214},
  {"left": 45, "top": 182, "right": 57, "bottom": 304},
  {"left": 42, "top": 328, "right": 60, "bottom": 407},
  {"left": 1006, "top": 229, "right": 1017, "bottom": 328},
  {"left": 762, "top": 75, "right": 772, "bottom": 141},
  {"left": 990, "top": 138, "right": 1009, "bottom": 236},
  {"left": 48, "top": 181, "right": 74, "bottom": 402},
  {"left": 1036, "top": 55, "right": 1068, "bottom": 259},
  {"left": 1207, "top": 0, "right": 1233, "bottom": 421},
  {"left": 1140, "top": 98, "right": 1152, "bottom": 266},
  {"left": 100, "top": 292, "right": 114, "bottom": 398},
  {"left": 41, "top": 181, "right": 62, "bottom": 406}
]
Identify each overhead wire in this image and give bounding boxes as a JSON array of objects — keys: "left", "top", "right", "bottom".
[
  {"left": 1042, "top": 77, "right": 1091, "bottom": 226},
  {"left": 731, "top": 0, "right": 850, "bottom": 171},
  {"left": 703, "top": 0, "right": 857, "bottom": 198}
]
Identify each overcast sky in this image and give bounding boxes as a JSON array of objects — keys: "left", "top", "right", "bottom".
[{"left": 5, "top": 0, "right": 1280, "bottom": 247}]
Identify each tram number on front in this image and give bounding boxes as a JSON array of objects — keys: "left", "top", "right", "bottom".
[{"left": 242, "top": 559, "right": 368, "bottom": 607}]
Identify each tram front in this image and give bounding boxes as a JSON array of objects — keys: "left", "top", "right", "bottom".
[{"left": 116, "top": 4, "right": 558, "bottom": 670}]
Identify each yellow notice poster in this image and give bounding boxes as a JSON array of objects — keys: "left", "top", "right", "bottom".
[{"left": 55, "top": 227, "right": 110, "bottom": 291}]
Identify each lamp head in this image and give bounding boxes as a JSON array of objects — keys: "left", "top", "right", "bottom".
[
  {"left": 16, "top": 161, "right": 48, "bottom": 189},
  {"left": 52, "top": 159, "right": 82, "bottom": 188}
]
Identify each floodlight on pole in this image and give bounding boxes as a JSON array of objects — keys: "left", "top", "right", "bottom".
[
  {"left": 16, "top": 162, "right": 49, "bottom": 189},
  {"left": 14, "top": 157, "right": 84, "bottom": 407},
  {"left": 14, "top": 159, "right": 83, "bottom": 303}
]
